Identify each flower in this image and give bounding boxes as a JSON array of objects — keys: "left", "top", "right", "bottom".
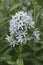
[
  {"left": 6, "top": 11, "right": 40, "bottom": 47},
  {"left": 33, "top": 29, "right": 40, "bottom": 42},
  {"left": 5, "top": 35, "right": 18, "bottom": 47},
  {"left": 9, "top": 11, "right": 34, "bottom": 34}
]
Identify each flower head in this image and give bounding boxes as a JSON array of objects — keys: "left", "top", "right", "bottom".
[
  {"left": 6, "top": 11, "right": 40, "bottom": 47},
  {"left": 33, "top": 29, "right": 40, "bottom": 42}
]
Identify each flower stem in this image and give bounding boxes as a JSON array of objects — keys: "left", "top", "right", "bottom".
[
  {"left": 31, "top": 0, "right": 36, "bottom": 57},
  {"left": 16, "top": 44, "right": 24, "bottom": 65}
]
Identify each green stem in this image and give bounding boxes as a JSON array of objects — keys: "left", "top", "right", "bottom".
[
  {"left": 32, "top": 0, "right": 36, "bottom": 58},
  {"left": 34, "top": 0, "right": 36, "bottom": 22},
  {"left": 30, "top": 0, "right": 36, "bottom": 21},
  {"left": 33, "top": 0, "right": 36, "bottom": 58},
  {"left": 31, "top": 0, "right": 36, "bottom": 57},
  {"left": 19, "top": 44, "right": 23, "bottom": 57},
  {"left": 16, "top": 57, "right": 24, "bottom": 65},
  {"left": 16, "top": 44, "right": 24, "bottom": 65}
]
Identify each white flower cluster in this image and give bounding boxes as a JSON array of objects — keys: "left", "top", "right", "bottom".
[
  {"left": 6, "top": 11, "right": 40, "bottom": 47},
  {"left": 33, "top": 29, "right": 40, "bottom": 42}
]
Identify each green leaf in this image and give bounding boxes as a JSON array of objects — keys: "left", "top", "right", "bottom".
[
  {"left": 16, "top": 58, "right": 24, "bottom": 65},
  {"left": 33, "top": 61, "right": 42, "bottom": 65},
  {"left": 0, "top": 55, "right": 15, "bottom": 65},
  {"left": 36, "top": 8, "right": 43, "bottom": 21},
  {"left": 9, "top": 3, "right": 21, "bottom": 13},
  {"left": 37, "top": 56, "right": 43, "bottom": 61},
  {"left": 34, "top": 46, "right": 43, "bottom": 52},
  {"left": 22, "top": 52, "right": 32, "bottom": 57}
]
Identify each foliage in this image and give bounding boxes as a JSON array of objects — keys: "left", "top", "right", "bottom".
[{"left": 0, "top": 0, "right": 43, "bottom": 65}]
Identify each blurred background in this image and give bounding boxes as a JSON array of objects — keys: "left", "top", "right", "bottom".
[{"left": 0, "top": 0, "right": 43, "bottom": 65}]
